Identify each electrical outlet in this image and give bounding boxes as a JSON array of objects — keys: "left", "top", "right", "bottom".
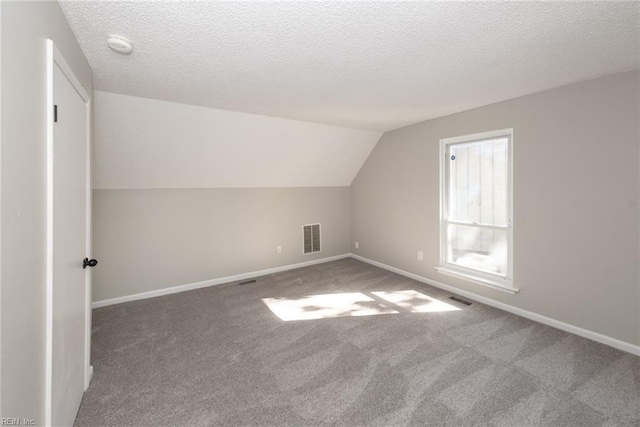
[
  {"left": 417, "top": 251, "right": 424, "bottom": 261},
  {"left": 355, "top": 241, "right": 359, "bottom": 249},
  {"left": 276, "top": 245, "right": 282, "bottom": 254}
]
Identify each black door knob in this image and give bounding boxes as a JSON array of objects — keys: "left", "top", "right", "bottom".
[{"left": 83, "top": 258, "right": 98, "bottom": 269}]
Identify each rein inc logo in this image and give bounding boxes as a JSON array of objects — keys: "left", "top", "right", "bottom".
[{"left": 1, "top": 419, "right": 35, "bottom": 426}]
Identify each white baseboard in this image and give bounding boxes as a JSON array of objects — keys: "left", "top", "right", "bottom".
[
  {"left": 92, "top": 254, "right": 350, "bottom": 309},
  {"left": 85, "top": 365, "right": 93, "bottom": 391},
  {"left": 349, "top": 253, "right": 640, "bottom": 357}
]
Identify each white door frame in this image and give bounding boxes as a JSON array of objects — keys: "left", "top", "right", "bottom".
[{"left": 45, "top": 39, "right": 93, "bottom": 426}]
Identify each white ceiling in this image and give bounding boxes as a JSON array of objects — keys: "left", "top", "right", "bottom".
[
  {"left": 93, "top": 91, "right": 381, "bottom": 189},
  {"left": 62, "top": 1, "right": 639, "bottom": 131}
]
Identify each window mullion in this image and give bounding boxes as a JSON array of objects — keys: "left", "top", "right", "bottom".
[{"left": 446, "top": 219, "right": 508, "bottom": 231}]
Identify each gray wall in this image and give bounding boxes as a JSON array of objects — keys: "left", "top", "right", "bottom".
[
  {"left": 93, "top": 188, "right": 350, "bottom": 302},
  {"left": 0, "top": 1, "right": 92, "bottom": 422},
  {"left": 351, "top": 71, "right": 640, "bottom": 345}
]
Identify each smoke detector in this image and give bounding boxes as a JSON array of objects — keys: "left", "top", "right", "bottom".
[{"left": 107, "top": 35, "right": 133, "bottom": 54}]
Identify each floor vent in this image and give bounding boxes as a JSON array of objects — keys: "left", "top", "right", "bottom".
[
  {"left": 303, "top": 223, "right": 321, "bottom": 254},
  {"left": 239, "top": 279, "right": 257, "bottom": 285},
  {"left": 450, "top": 295, "right": 472, "bottom": 306}
]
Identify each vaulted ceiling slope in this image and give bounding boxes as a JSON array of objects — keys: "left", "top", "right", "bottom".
[
  {"left": 61, "top": 1, "right": 639, "bottom": 132},
  {"left": 93, "top": 92, "right": 381, "bottom": 189}
]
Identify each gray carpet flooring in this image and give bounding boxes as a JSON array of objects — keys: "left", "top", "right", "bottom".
[{"left": 74, "top": 258, "right": 640, "bottom": 426}]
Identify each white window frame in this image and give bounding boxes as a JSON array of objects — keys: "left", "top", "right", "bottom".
[{"left": 435, "top": 128, "right": 518, "bottom": 294}]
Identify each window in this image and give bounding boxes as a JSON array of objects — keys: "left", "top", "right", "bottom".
[{"left": 436, "top": 129, "right": 517, "bottom": 293}]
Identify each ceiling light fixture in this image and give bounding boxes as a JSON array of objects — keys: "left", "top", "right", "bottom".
[{"left": 107, "top": 35, "right": 133, "bottom": 54}]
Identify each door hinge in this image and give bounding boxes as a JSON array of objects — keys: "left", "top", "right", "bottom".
[{"left": 54, "top": 105, "right": 58, "bottom": 123}]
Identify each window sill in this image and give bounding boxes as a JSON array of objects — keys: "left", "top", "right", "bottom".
[{"left": 434, "top": 266, "right": 519, "bottom": 294}]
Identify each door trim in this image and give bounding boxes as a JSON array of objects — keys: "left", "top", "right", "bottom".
[{"left": 45, "top": 39, "right": 92, "bottom": 426}]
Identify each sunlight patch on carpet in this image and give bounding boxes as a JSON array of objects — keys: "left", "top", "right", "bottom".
[
  {"left": 263, "top": 292, "right": 398, "bottom": 321},
  {"left": 371, "top": 290, "right": 461, "bottom": 313},
  {"left": 263, "top": 290, "right": 461, "bottom": 321}
]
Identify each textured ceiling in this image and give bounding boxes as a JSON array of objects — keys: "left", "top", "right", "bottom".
[{"left": 61, "top": 1, "right": 639, "bottom": 131}]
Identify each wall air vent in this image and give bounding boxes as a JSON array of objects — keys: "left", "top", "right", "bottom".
[{"left": 302, "top": 224, "right": 321, "bottom": 255}]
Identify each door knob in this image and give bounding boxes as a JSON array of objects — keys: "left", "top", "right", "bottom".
[{"left": 83, "top": 258, "right": 98, "bottom": 269}]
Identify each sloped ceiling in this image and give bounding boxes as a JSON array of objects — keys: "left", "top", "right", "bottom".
[
  {"left": 93, "top": 92, "right": 381, "bottom": 189},
  {"left": 61, "top": 1, "right": 638, "bottom": 132}
]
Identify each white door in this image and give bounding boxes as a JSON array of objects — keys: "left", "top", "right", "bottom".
[{"left": 48, "top": 47, "right": 92, "bottom": 426}]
